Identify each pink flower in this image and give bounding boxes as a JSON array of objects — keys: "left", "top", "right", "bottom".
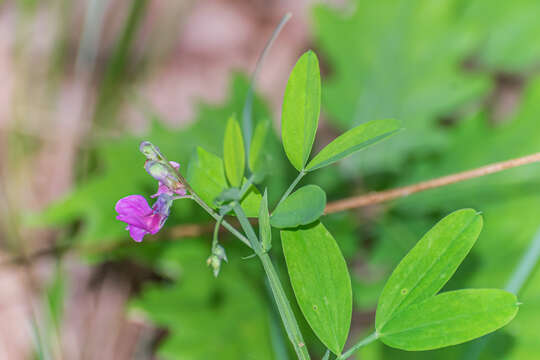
[
  {"left": 146, "top": 161, "right": 187, "bottom": 198},
  {"left": 115, "top": 194, "right": 172, "bottom": 242}
]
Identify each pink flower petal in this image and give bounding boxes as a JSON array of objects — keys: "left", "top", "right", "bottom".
[
  {"left": 115, "top": 195, "right": 152, "bottom": 216},
  {"left": 150, "top": 183, "right": 171, "bottom": 198},
  {"left": 127, "top": 225, "right": 148, "bottom": 242}
]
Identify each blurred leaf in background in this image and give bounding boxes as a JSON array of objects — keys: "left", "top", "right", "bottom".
[
  {"left": 130, "top": 239, "right": 274, "bottom": 360},
  {"left": 313, "top": 0, "right": 490, "bottom": 172}
]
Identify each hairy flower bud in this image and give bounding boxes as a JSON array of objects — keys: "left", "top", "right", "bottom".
[
  {"left": 139, "top": 141, "right": 161, "bottom": 161},
  {"left": 213, "top": 244, "right": 228, "bottom": 263},
  {"left": 152, "top": 193, "right": 173, "bottom": 218},
  {"left": 206, "top": 255, "right": 222, "bottom": 277},
  {"left": 145, "top": 160, "right": 179, "bottom": 191}
]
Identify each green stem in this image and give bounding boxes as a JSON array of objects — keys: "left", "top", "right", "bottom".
[
  {"left": 267, "top": 280, "right": 292, "bottom": 360},
  {"left": 242, "top": 13, "right": 291, "bottom": 154},
  {"left": 192, "top": 194, "right": 251, "bottom": 248},
  {"left": 337, "top": 332, "right": 378, "bottom": 360},
  {"left": 232, "top": 203, "right": 310, "bottom": 360},
  {"left": 211, "top": 215, "right": 224, "bottom": 250},
  {"left": 157, "top": 148, "right": 308, "bottom": 358},
  {"left": 275, "top": 171, "right": 305, "bottom": 211},
  {"left": 322, "top": 350, "right": 331, "bottom": 360}
]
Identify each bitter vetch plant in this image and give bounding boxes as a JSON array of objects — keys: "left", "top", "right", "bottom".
[{"left": 114, "top": 51, "right": 519, "bottom": 358}]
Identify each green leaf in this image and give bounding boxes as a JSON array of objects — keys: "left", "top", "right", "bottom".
[
  {"left": 376, "top": 209, "right": 483, "bottom": 330},
  {"left": 270, "top": 185, "right": 326, "bottom": 229},
  {"left": 187, "top": 147, "right": 260, "bottom": 217},
  {"left": 249, "top": 120, "right": 270, "bottom": 175},
  {"left": 373, "top": 78, "right": 540, "bottom": 360},
  {"left": 281, "top": 50, "right": 321, "bottom": 171},
  {"left": 223, "top": 115, "right": 245, "bottom": 187},
  {"left": 362, "top": 79, "right": 540, "bottom": 360},
  {"left": 281, "top": 221, "right": 352, "bottom": 355},
  {"left": 461, "top": 1, "right": 540, "bottom": 72},
  {"left": 306, "top": 119, "right": 401, "bottom": 171},
  {"left": 379, "top": 289, "right": 519, "bottom": 351},
  {"left": 259, "top": 189, "right": 271, "bottom": 252}
]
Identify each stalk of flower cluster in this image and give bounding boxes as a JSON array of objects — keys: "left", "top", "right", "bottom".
[
  {"left": 146, "top": 144, "right": 253, "bottom": 248},
  {"left": 153, "top": 145, "right": 309, "bottom": 358},
  {"left": 232, "top": 202, "right": 311, "bottom": 360}
]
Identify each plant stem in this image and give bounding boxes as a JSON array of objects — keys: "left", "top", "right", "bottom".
[
  {"left": 163, "top": 151, "right": 309, "bottom": 358},
  {"left": 191, "top": 194, "right": 251, "bottom": 248},
  {"left": 232, "top": 202, "right": 310, "bottom": 360},
  {"left": 267, "top": 280, "right": 292, "bottom": 360},
  {"left": 325, "top": 152, "right": 540, "bottom": 214},
  {"left": 211, "top": 215, "right": 223, "bottom": 251},
  {"left": 322, "top": 350, "right": 331, "bottom": 360},
  {"left": 505, "top": 226, "right": 540, "bottom": 294},
  {"left": 337, "top": 332, "right": 378, "bottom": 360},
  {"left": 242, "top": 12, "right": 291, "bottom": 154},
  {"left": 275, "top": 171, "right": 306, "bottom": 211}
]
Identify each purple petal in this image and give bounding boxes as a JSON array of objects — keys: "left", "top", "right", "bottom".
[
  {"left": 145, "top": 213, "right": 164, "bottom": 234},
  {"left": 115, "top": 195, "right": 153, "bottom": 229},
  {"left": 127, "top": 225, "right": 148, "bottom": 242},
  {"left": 174, "top": 186, "right": 187, "bottom": 197},
  {"left": 115, "top": 194, "right": 172, "bottom": 241},
  {"left": 169, "top": 161, "right": 180, "bottom": 170},
  {"left": 150, "top": 183, "right": 170, "bottom": 198},
  {"left": 115, "top": 195, "right": 152, "bottom": 217}
]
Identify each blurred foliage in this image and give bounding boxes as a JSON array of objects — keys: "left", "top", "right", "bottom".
[
  {"left": 38, "top": 76, "right": 285, "bottom": 252},
  {"left": 130, "top": 239, "right": 275, "bottom": 360},
  {"left": 35, "top": 0, "right": 540, "bottom": 358},
  {"left": 313, "top": 0, "right": 490, "bottom": 172},
  {"left": 365, "top": 79, "right": 540, "bottom": 360}
]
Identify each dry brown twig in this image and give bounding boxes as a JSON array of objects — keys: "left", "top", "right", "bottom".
[
  {"left": 324, "top": 152, "right": 540, "bottom": 214},
  {"left": 4, "top": 152, "right": 540, "bottom": 267}
]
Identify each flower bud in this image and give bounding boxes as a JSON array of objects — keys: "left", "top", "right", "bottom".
[
  {"left": 139, "top": 141, "right": 161, "bottom": 161},
  {"left": 144, "top": 160, "right": 179, "bottom": 191},
  {"left": 213, "top": 244, "right": 228, "bottom": 263},
  {"left": 152, "top": 194, "right": 173, "bottom": 218},
  {"left": 206, "top": 255, "right": 222, "bottom": 277}
]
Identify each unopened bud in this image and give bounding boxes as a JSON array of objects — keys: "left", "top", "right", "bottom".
[
  {"left": 145, "top": 160, "right": 179, "bottom": 190},
  {"left": 206, "top": 255, "right": 222, "bottom": 277},
  {"left": 213, "top": 244, "right": 228, "bottom": 263},
  {"left": 152, "top": 194, "right": 173, "bottom": 218},
  {"left": 139, "top": 141, "right": 161, "bottom": 161}
]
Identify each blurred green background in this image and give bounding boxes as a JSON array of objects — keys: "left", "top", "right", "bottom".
[{"left": 1, "top": 0, "right": 540, "bottom": 359}]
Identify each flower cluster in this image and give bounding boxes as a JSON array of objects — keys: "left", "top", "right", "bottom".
[{"left": 114, "top": 141, "right": 187, "bottom": 242}]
